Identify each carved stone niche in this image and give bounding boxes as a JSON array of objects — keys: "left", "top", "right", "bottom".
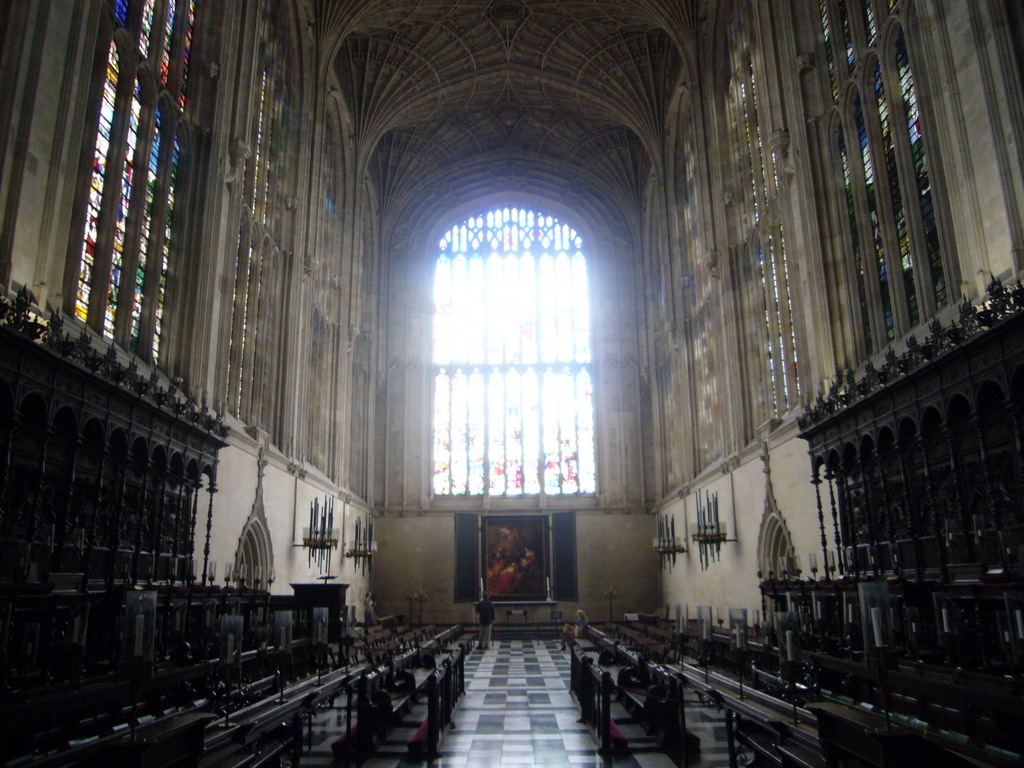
[
  {"left": 767, "top": 130, "right": 794, "bottom": 177},
  {"left": 225, "top": 138, "right": 251, "bottom": 186},
  {"left": 703, "top": 250, "right": 720, "bottom": 281}
]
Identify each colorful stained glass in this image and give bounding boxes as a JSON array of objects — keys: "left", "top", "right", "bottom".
[
  {"left": 838, "top": 122, "right": 873, "bottom": 353},
  {"left": 504, "top": 368, "right": 524, "bottom": 495},
  {"left": 139, "top": 0, "right": 156, "bottom": 59},
  {"left": 837, "top": 0, "right": 855, "bottom": 73},
  {"left": 76, "top": 0, "right": 194, "bottom": 359},
  {"left": 161, "top": 0, "right": 176, "bottom": 85},
  {"left": 432, "top": 208, "right": 595, "bottom": 496},
  {"left": 875, "top": 62, "right": 918, "bottom": 325},
  {"left": 728, "top": 9, "right": 798, "bottom": 416},
  {"left": 820, "top": 0, "right": 838, "bottom": 99},
  {"left": 575, "top": 370, "right": 596, "bottom": 492},
  {"left": 105, "top": 81, "right": 144, "bottom": 337},
  {"left": 77, "top": 41, "right": 120, "bottom": 323},
  {"left": 777, "top": 228, "right": 799, "bottom": 398},
  {"left": 820, "top": 1, "right": 945, "bottom": 352},
  {"left": 855, "top": 93, "right": 895, "bottom": 341},
  {"left": 863, "top": 0, "right": 878, "bottom": 47},
  {"left": 522, "top": 369, "right": 541, "bottom": 494},
  {"left": 487, "top": 372, "right": 506, "bottom": 495},
  {"left": 897, "top": 29, "right": 945, "bottom": 307},
  {"left": 131, "top": 107, "right": 162, "bottom": 351},
  {"left": 179, "top": 1, "right": 195, "bottom": 108},
  {"left": 153, "top": 135, "right": 179, "bottom": 363}
]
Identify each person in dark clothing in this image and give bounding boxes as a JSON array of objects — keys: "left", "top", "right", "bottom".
[{"left": 475, "top": 592, "right": 495, "bottom": 650}]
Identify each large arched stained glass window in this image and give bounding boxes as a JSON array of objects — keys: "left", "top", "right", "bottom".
[
  {"left": 432, "top": 208, "right": 596, "bottom": 497},
  {"left": 73, "top": 0, "right": 196, "bottom": 365},
  {"left": 819, "top": 0, "right": 949, "bottom": 356}
]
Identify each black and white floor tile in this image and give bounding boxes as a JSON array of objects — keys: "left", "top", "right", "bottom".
[{"left": 302, "top": 639, "right": 731, "bottom": 767}]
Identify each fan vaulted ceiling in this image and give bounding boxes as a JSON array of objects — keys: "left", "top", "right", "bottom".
[{"left": 315, "top": 0, "right": 699, "bottom": 244}]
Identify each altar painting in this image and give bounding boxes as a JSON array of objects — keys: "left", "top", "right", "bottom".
[{"left": 483, "top": 516, "right": 547, "bottom": 600}]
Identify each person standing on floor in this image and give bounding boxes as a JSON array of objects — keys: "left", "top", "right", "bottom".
[
  {"left": 363, "top": 591, "right": 375, "bottom": 625},
  {"left": 475, "top": 592, "right": 495, "bottom": 650}
]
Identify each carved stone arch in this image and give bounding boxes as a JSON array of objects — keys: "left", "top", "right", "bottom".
[
  {"left": 235, "top": 509, "right": 273, "bottom": 587},
  {"left": 854, "top": 49, "right": 882, "bottom": 97},
  {"left": 232, "top": 448, "right": 274, "bottom": 586},
  {"left": 756, "top": 442, "right": 796, "bottom": 578}
]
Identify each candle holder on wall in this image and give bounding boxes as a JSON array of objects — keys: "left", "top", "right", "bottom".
[
  {"left": 345, "top": 514, "right": 376, "bottom": 575},
  {"left": 692, "top": 491, "right": 734, "bottom": 570},
  {"left": 299, "top": 495, "right": 339, "bottom": 576},
  {"left": 653, "top": 512, "right": 686, "bottom": 570}
]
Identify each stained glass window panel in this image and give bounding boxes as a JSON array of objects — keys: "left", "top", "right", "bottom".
[
  {"left": 77, "top": 41, "right": 120, "bottom": 323},
  {"left": 179, "top": 1, "right": 195, "bottom": 107},
  {"left": 467, "top": 370, "right": 486, "bottom": 494},
  {"left": 434, "top": 256, "right": 452, "bottom": 364},
  {"left": 433, "top": 370, "right": 452, "bottom": 494},
  {"left": 519, "top": 254, "right": 537, "bottom": 364},
  {"left": 538, "top": 254, "right": 557, "bottom": 363},
  {"left": 450, "top": 369, "right": 469, "bottom": 493},
  {"left": 153, "top": 135, "right": 179, "bottom": 363},
  {"left": 855, "top": 93, "right": 895, "bottom": 341},
  {"left": 572, "top": 253, "right": 591, "bottom": 362},
  {"left": 522, "top": 368, "right": 541, "bottom": 494},
  {"left": 432, "top": 208, "right": 595, "bottom": 496},
  {"left": 487, "top": 372, "right": 506, "bottom": 495},
  {"left": 505, "top": 369, "right": 524, "bottom": 495},
  {"left": 139, "top": 0, "right": 156, "bottom": 59},
  {"left": 576, "top": 370, "right": 596, "bottom": 493},
  {"left": 161, "top": 0, "right": 176, "bottom": 85},
  {"left": 897, "top": 29, "right": 945, "bottom": 307},
  {"left": 557, "top": 370, "right": 577, "bottom": 492},
  {"left": 486, "top": 253, "right": 505, "bottom": 364},
  {"left": 541, "top": 368, "right": 561, "bottom": 493}
]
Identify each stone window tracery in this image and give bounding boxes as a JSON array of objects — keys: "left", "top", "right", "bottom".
[
  {"left": 72, "top": 0, "right": 196, "bottom": 365},
  {"left": 224, "top": 0, "right": 294, "bottom": 436},
  {"left": 432, "top": 207, "right": 596, "bottom": 497},
  {"left": 726, "top": 4, "right": 800, "bottom": 421},
  {"left": 820, "top": 0, "right": 949, "bottom": 357}
]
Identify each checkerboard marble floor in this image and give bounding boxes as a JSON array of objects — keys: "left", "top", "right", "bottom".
[{"left": 302, "top": 639, "right": 732, "bottom": 767}]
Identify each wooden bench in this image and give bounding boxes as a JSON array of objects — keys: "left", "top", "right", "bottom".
[
  {"left": 676, "top": 660, "right": 821, "bottom": 768},
  {"left": 586, "top": 627, "right": 701, "bottom": 753},
  {"left": 332, "top": 625, "right": 464, "bottom": 762},
  {"left": 406, "top": 716, "right": 431, "bottom": 758},
  {"left": 405, "top": 644, "right": 467, "bottom": 759}
]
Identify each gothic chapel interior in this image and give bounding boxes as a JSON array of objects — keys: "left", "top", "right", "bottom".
[{"left": 2, "top": 0, "right": 1024, "bottom": 766}]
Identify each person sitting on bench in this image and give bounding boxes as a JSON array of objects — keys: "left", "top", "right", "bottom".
[{"left": 560, "top": 609, "right": 588, "bottom": 650}]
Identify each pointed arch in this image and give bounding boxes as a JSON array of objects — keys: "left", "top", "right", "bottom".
[
  {"left": 756, "top": 442, "right": 796, "bottom": 577},
  {"left": 233, "top": 479, "right": 274, "bottom": 587},
  {"left": 431, "top": 205, "right": 596, "bottom": 497}
]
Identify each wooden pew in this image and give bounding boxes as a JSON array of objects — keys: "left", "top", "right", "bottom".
[
  {"left": 330, "top": 624, "right": 464, "bottom": 763},
  {"left": 808, "top": 701, "right": 993, "bottom": 768},
  {"left": 677, "top": 659, "right": 823, "bottom": 768},
  {"left": 577, "top": 626, "right": 699, "bottom": 755}
]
